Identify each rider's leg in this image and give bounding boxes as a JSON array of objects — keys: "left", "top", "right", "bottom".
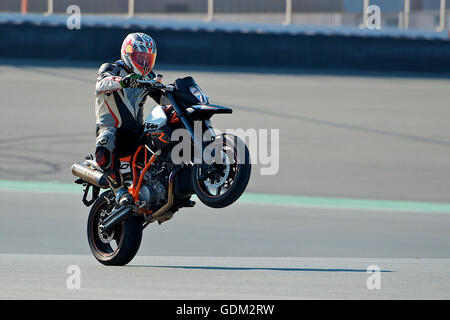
[
  {"left": 96, "top": 147, "right": 133, "bottom": 205},
  {"left": 95, "top": 128, "right": 133, "bottom": 206}
]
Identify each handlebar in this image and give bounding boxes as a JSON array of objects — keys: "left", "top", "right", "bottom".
[{"left": 136, "top": 79, "right": 172, "bottom": 92}]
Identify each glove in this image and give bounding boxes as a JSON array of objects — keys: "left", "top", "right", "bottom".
[
  {"left": 155, "top": 74, "right": 163, "bottom": 83},
  {"left": 120, "top": 73, "right": 141, "bottom": 88}
]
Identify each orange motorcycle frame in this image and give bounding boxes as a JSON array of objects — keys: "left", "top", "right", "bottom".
[{"left": 126, "top": 142, "right": 156, "bottom": 214}]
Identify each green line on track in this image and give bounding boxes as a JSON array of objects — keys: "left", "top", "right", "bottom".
[
  {"left": 238, "top": 193, "right": 450, "bottom": 213},
  {"left": 1, "top": 179, "right": 450, "bottom": 214},
  {"left": 0, "top": 180, "right": 81, "bottom": 193}
]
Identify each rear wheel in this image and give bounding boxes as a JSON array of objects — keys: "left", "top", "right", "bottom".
[
  {"left": 192, "top": 133, "right": 251, "bottom": 208},
  {"left": 87, "top": 192, "right": 143, "bottom": 266}
]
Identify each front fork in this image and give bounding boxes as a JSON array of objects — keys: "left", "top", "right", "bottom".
[{"left": 166, "top": 93, "right": 215, "bottom": 162}]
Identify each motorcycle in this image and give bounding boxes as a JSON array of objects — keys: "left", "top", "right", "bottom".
[{"left": 71, "top": 76, "right": 251, "bottom": 266}]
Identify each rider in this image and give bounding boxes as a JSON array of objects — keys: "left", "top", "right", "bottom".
[{"left": 94, "top": 32, "right": 161, "bottom": 206}]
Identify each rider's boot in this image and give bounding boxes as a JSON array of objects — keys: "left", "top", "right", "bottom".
[{"left": 103, "top": 166, "right": 133, "bottom": 207}]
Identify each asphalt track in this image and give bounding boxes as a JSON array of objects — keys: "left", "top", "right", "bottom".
[{"left": 0, "top": 60, "right": 450, "bottom": 299}]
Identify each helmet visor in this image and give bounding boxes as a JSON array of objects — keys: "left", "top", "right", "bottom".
[{"left": 131, "top": 51, "right": 156, "bottom": 74}]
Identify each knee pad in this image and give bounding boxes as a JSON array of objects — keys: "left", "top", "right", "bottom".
[{"left": 95, "top": 146, "right": 111, "bottom": 169}]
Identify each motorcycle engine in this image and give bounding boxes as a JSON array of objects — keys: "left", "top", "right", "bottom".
[{"left": 138, "top": 166, "right": 167, "bottom": 207}]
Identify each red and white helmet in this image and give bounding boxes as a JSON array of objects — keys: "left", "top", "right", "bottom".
[{"left": 120, "top": 33, "right": 157, "bottom": 76}]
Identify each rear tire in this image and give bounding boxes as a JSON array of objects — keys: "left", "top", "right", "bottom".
[{"left": 87, "top": 192, "right": 143, "bottom": 266}]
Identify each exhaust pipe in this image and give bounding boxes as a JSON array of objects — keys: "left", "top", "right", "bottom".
[
  {"left": 100, "top": 206, "right": 134, "bottom": 234},
  {"left": 71, "top": 162, "right": 109, "bottom": 188}
]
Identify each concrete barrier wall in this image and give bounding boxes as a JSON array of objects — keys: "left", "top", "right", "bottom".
[{"left": 1, "top": 21, "right": 450, "bottom": 74}]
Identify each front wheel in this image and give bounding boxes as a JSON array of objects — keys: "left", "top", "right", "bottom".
[
  {"left": 192, "top": 133, "right": 251, "bottom": 208},
  {"left": 87, "top": 191, "right": 143, "bottom": 266}
]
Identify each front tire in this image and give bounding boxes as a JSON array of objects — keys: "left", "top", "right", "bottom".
[
  {"left": 87, "top": 191, "right": 143, "bottom": 266},
  {"left": 192, "top": 133, "right": 251, "bottom": 208}
]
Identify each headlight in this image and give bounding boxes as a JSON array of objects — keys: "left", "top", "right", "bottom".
[{"left": 190, "top": 85, "right": 208, "bottom": 104}]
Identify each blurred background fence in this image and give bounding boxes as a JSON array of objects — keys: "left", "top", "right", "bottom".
[
  {"left": 1, "top": 1, "right": 450, "bottom": 74},
  {"left": 1, "top": 0, "right": 449, "bottom": 31}
]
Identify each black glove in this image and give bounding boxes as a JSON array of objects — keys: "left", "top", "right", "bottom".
[{"left": 120, "top": 73, "right": 141, "bottom": 88}]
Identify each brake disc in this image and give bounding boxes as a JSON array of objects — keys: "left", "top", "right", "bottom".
[{"left": 204, "top": 151, "right": 230, "bottom": 189}]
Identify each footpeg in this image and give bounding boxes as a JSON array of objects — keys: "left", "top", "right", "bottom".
[{"left": 185, "top": 200, "right": 196, "bottom": 207}]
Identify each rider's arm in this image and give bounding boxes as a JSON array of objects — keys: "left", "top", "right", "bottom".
[
  {"left": 95, "top": 63, "right": 123, "bottom": 95},
  {"left": 96, "top": 63, "right": 147, "bottom": 95},
  {"left": 96, "top": 76, "right": 122, "bottom": 95}
]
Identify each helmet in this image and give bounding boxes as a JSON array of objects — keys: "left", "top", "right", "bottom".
[{"left": 120, "top": 33, "right": 157, "bottom": 76}]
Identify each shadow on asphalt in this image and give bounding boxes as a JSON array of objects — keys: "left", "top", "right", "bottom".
[{"left": 127, "top": 265, "right": 393, "bottom": 273}]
